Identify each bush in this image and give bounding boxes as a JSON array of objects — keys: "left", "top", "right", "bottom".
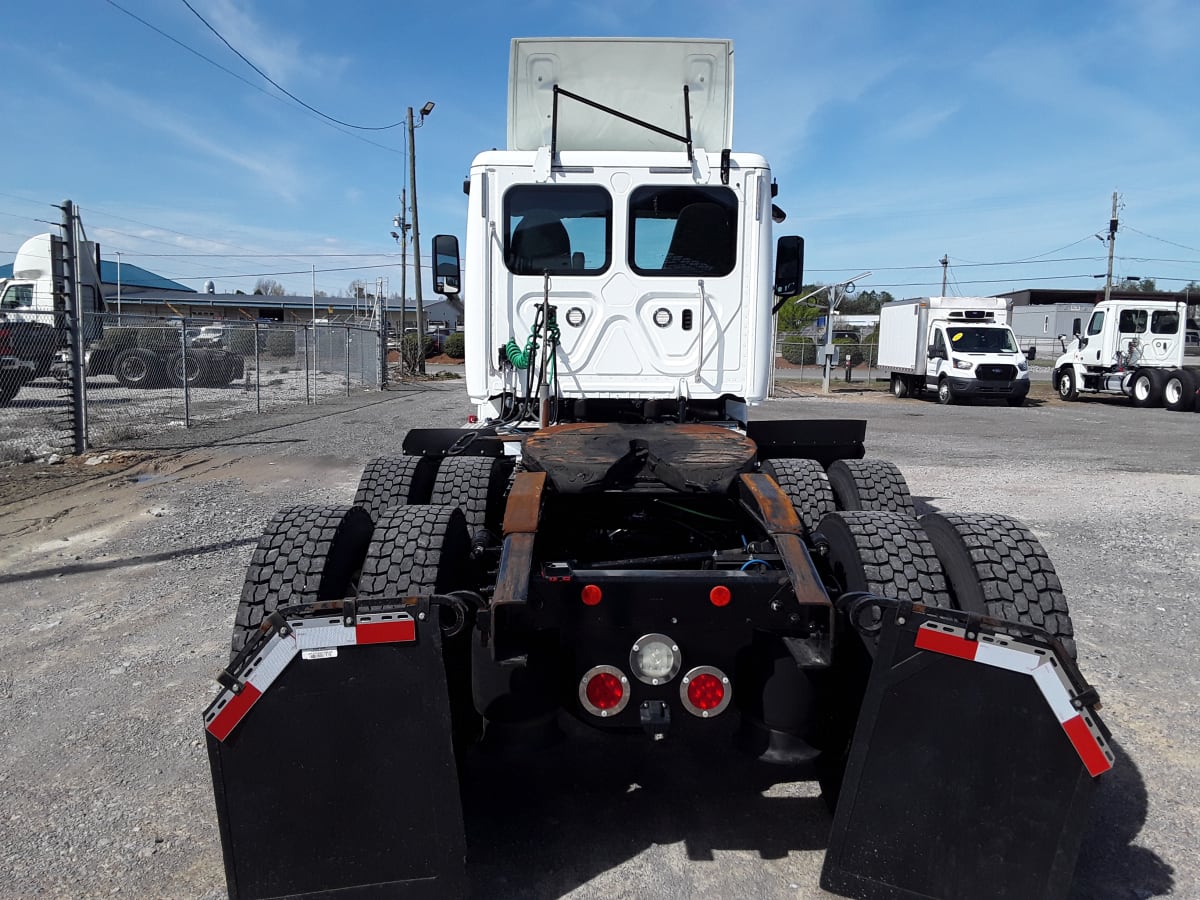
[
  {"left": 780, "top": 337, "right": 817, "bottom": 365},
  {"left": 401, "top": 332, "right": 436, "bottom": 369},
  {"left": 444, "top": 331, "right": 465, "bottom": 359},
  {"left": 266, "top": 330, "right": 297, "bottom": 357}
]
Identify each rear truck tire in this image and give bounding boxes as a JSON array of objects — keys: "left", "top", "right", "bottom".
[
  {"left": 353, "top": 455, "right": 440, "bottom": 523},
  {"left": 230, "top": 505, "right": 373, "bottom": 661},
  {"left": 921, "top": 511, "right": 1076, "bottom": 659},
  {"left": 112, "top": 347, "right": 162, "bottom": 389},
  {"left": 760, "top": 458, "right": 836, "bottom": 532},
  {"left": 166, "top": 348, "right": 208, "bottom": 389},
  {"left": 826, "top": 459, "right": 916, "bottom": 515},
  {"left": 1056, "top": 367, "right": 1079, "bottom": 401},
  {"left": 203, "top": 350, "right": 236, "bottom": 386},
  {"left": 1130, "top": 367, "right": 1165, "bottom": 407},
  {"left": 890, "top": 374, "right": 909, "bottom": 399},
  {"left": 936, "top": 376, "right": 954, "bottom": 405},
  {"left": 359, "top": 504, "right": 480, "bottom": 745},
  {"left": 813, "top": 511, "right": 951, "bottom": 808},
  {"left": 430, "top": 455, "right": 513, "bottom": 534},
  {"left": 1163, "top": 369, "right": 1196, "bottom": 412}
]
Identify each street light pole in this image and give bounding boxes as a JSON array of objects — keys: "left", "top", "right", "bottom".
[{"left": 407, "top": 102, "right": 434, "bottom": 374}]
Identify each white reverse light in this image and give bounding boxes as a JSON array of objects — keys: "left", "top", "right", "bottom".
[{"left": 630, "top": 633, "right": 682, "bottom": 685}]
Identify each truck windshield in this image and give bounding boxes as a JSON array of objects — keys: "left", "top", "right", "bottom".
[
  {"left": 1, "top": 283, "right": 34, "bottom": 309},
  {"left": 948, "top": 327, "right": 1018, "bottom": 353},
  {"left": 504, "top": 185, "right": 611, "bottom": 275}
]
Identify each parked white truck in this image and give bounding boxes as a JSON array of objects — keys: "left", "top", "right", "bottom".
[
  {"left": 878, "top": 296, "right": 1030, "bottom": 406},
  {"left": 1, "top": 229, "right": 242, "bottom": 403},
  {"left": 1052, "top": 297, "right": 1200, "bottom": 411},
  {"left": 0, "top": 232, "right": 104, "bottom": 405}
]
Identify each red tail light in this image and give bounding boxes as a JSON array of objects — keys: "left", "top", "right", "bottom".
[
  {"left": 680, "top": 666, "right": 732, "bottom": 718},
  {"left": 578, "top": 665, "right": 629, "bottom": 717},
  {"left": 0, "top": 329, "right": 11, "bottom": 356}
]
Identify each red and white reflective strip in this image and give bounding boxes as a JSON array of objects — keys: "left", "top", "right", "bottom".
[
  {"left": 914, "top": 623, "right": 1114, "bottom": 776},
  {"left": 204, "top": 612, "right": 416, "bottom": 742}
]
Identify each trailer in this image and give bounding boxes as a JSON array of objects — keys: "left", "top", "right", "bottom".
[
  {"left": 1053, "top": 297, "right": 1200, "bottom": 411},
  {"left": 877, "top": 296, "right": 1031, "bottom": 405},
  {"left": 204, "top": 38, "right": 1112, "bottom": 900}
]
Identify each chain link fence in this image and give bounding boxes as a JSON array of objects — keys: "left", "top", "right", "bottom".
[
  {"left": 0, "top": 311, "right": 382, "bottom": 460},
  {"left": 773, "top": 335, "right": 881, "bottom": 388}
]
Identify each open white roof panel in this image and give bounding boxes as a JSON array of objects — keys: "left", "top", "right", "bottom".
[{"left": 508, "top": 38, "right": 734, "bottom": 153}]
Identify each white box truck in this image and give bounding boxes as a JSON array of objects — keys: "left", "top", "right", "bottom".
[{"left": 878, "top": 296, "right": 1030, "bottom": 406}]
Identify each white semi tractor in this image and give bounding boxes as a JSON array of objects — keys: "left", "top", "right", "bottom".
[
  {"left": 877, "top": 296, "right": 1031, "bottom": 405},
  {"left": 204, "top": 38, "right": 1111, "bottom": 900},
  {"left": 1053, "top": 297, "right": 1200, "bottom": 411}
]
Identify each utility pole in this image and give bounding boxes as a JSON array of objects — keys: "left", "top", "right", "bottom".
[
  {"left": 940, "top": 254, "right": 949, "bottom": 295},
  {"left": 311, "top": 264, "right": 317, "bottom": 324},
  {"left": 399, "top": 187, "right": 409, "bottom": 325},
  {"left": 407, "top": 106, "right": 426, "bottom": 373},
  {"left": 1103, "top": 191, "right": 1119, "bottom": 304},
  {"left": 116, "top": 250, "right": 122, "bottom": 325}
]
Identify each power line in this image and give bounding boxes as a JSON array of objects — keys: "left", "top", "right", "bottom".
[
  {"left": 1122, "top": 225, "right": 1200, "bottom": 254},
  {"left": 178, "top": 0, "right": 404, "bottom": 132},
  {"left": 103, "top": 0, "right": 401, "bottom": 155},
  {"left": 807, "top": 255, "right": 1103, "bottom": 274}
]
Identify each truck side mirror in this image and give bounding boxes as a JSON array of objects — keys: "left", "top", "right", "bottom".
[
  {"left": 432, "top": 235, "right": 461, "bottom": 296},
  {"left": 1026, "top": 346, "right": 1036, "bottom": 361},
  {"left": 773, "top": 236, "right": 804, "bottom": 298},
  {"left": 927, "top": 347, "right": 941, "bottom": 360}
]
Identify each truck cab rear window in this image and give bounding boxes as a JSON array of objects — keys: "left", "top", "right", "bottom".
[
  {"left": 629, "top": 186, "right": 737, "bottom": 277},
  {"left": 1150, "top": 310, "right": 1178, "bottom": 334},
  {"left": 504, "top": 186, "right": 611, "bottom": 276}
]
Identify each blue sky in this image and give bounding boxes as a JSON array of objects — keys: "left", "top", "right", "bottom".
[{"left": 1, "top": 0, "right": 1197, "bottom": 299}]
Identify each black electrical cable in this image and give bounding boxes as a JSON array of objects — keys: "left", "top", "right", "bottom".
[{"left": 179, "top": 0, "right": 404, "bottom": 132}]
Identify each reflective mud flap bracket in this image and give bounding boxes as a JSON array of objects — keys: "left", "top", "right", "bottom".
[
  {"left": 821, "top": 598, "right": 1113, "bottom": 900},
  {"left": 204, "top": 600, "right": 468, "bottom": 899}
]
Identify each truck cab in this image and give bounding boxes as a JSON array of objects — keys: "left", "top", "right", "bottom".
[
  {"left": 440, "top": 38, "right": 798, "bottom": 428},
  {"left": 924, "top": 315, "right": 1029, "bottom": 403}
]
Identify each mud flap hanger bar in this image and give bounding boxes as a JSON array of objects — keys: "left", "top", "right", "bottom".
[{"left": 838, "top": 592, "right": 1113, "bottom": 776}]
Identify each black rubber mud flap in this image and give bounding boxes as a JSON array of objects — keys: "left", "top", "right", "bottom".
[
  {"left": 206, "top": 610, "right": 467, "bottom": 899},
  {"left": 821, "top": 602, "right": 1111, "bottom": 900}
]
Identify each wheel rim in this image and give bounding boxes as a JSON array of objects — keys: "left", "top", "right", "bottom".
[
  {"left": 1165, "top": 379, "right": 1181, "bottom": 404},
  {"left": 1058, "top": 374, "right": 1071, "bottom": 396},
  {"left": 938, "top": 382, "right": 949, "bottom": 401},
  {"left": 120, "top": 357, "right": 148, "bottom": 382},
  {"left": 1134, "top": 377, "right": 1149, "bottom": 401}
]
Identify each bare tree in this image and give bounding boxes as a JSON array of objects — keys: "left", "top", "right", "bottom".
[{"left": 254, "top": 277, "right": 287, "bottom": 296}]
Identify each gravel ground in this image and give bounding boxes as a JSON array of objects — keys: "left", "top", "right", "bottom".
[{"left": 0, "top": 379, "right": 1194, "bottom": 900}]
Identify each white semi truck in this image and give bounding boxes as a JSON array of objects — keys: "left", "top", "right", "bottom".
[
  {"left": 1, "top": 229, "right": 242, "bottom": 402},
  {"left": 878, "top": 296, "right": 1030, "bottom": 406},
  {"left": 1053, "top": 297, "right": 1200, "bottom": 411},
  {"left": 204, "top": 38, "right": 1111, "bottom": 900}
]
